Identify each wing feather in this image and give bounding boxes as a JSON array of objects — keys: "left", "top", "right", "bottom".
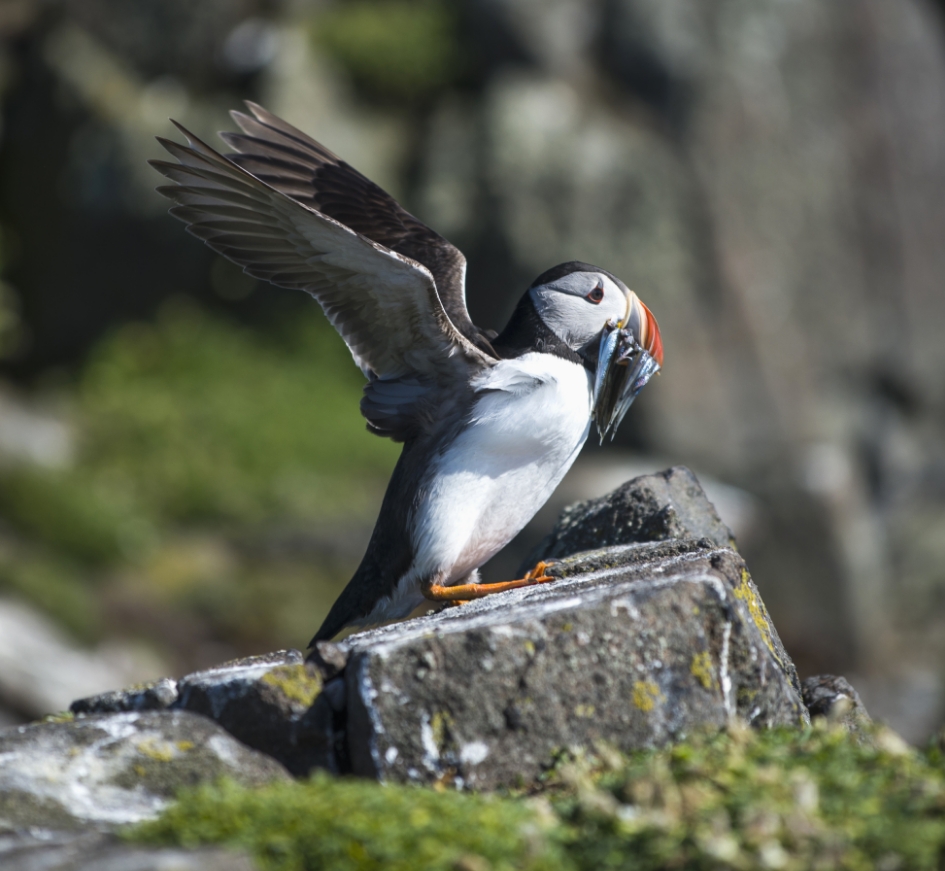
[
  {"left": 151, "top": 122, "right": 493, "bottom": 403},
  {"left": 218, "top": 102, "right": 495, "bottom": 356}
]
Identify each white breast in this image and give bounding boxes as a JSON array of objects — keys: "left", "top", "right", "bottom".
[
  {"left": 361, "top": 353, "right": 593, "bottom": 626},
  {"left": 414, "top": 353, "right": 592, "bottom": 582}
]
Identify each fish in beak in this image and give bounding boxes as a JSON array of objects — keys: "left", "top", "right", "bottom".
[{"left": 592, "top": 295, "right": 663, "bottom": 443}]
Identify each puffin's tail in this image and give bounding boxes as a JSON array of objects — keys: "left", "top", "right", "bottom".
[
  {"left": 308, "top": 581, "right": 365, "bottom": 645},
  {"left": 308, "top": 441, "right": 421, "bottom": 647}
]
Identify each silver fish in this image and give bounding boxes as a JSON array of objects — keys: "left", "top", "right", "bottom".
[{"left": 592, "top": 321, "right": 660, "bottom": 443}]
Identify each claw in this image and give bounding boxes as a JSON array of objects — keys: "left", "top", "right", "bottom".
[{"left": 523, "top": 560, "right": 555, "bottom": 582}]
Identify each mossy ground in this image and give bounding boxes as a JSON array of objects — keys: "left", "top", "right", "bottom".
[
  {"left": 131, "top": 724, "right": 945, "bottom": 871},
  {"left": 132, "top": 772, "right": 567, "bottom": 871}
]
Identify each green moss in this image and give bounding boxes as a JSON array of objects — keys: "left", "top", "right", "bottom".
[
  {"left": 131, "top": 773, "right": 568, "bottom": 871},
  {"left": 553, "top": 724, "right": 945, "bottom": 871},
  {"left": 261, "top": 665, "right": 322, "bottom": 709},
  {"left": 130, "top": 726, "right": 945, "bottom": 871},
  {"left": 312, "top": 0, "right": 459, "bottom": 103}
]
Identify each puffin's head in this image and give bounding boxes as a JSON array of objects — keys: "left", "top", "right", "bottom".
[{"left": 528, "top": 261, "right": 663, "bottom": 367}]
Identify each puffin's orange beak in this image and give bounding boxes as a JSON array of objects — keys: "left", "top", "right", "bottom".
[{"left": 638, "top": 300, "right": 663, "bottom": 368}]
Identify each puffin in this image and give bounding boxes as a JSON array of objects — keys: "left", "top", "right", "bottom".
[{"left": 150, "top": 103, "right": 663, "bottom": 643}]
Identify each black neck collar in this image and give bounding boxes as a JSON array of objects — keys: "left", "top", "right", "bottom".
[{"left": 492, "top": 294, "right": 590, "bottom": 369}]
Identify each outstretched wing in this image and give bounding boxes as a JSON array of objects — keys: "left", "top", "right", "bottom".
[
  {"left": 151, "top": 119, "right": 495, "bottom": 440},
  {"left": 219, "top": 102, "right": 495, "bottom": 355}
]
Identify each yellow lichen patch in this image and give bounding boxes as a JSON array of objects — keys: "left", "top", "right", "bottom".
[
  {"left": 575, "top": 704, "right": 596, "bottom": 718},
  {"left": 632, "top": 681, "right": 664, "bottom": 712},
  {"left": 135, "top": 738, "right": 177, "bottom": 762},
  {"left": 690, "top": 651, "right": 715, "bottom": 690},
  {"left": 737, "top": 686, "right": 759, "bottom": 707},
  {"left": 431, "top": 710, "right": 454, "bottom": 750},
  {"left": 261, "top": 664, "right": 322, "bottom": 708},
  {"left": 176, "top": 740, "right": 195, "bottom": 752},
  {"left": 733, "top": 568, "right": 779, "bottom": 661}
]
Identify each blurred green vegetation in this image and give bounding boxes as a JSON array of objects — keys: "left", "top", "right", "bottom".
[
  {"left": 312, "top": 0, "right": 460, "bottom": 103},
  {"left": 133, "top": 724, "right": 945, "bottom": 871},
  {"left": 0, "top": 300, "right": 398, "bottom": 658},
  {"left": 0, "top": 227, "right": 23, "bottom": 359},
  {"left": 74, "top": 298, "right": 396, "bottom": 528}
]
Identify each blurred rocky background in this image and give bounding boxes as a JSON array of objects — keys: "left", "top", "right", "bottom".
[{"left": 0, "top": 0, "right": 943, "bottom": 742}]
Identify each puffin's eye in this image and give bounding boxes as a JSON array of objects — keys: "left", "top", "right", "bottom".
[{"left": 586, "top": 282, "right": 604, "bottom": 304}]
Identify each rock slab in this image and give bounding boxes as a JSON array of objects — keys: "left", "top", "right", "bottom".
[
  {"left": 802, "top": 674, "right": 872, "bottom": 734},
  {"left": 526, "top": 465, "right": 737, "bottom": 567},
  {"left": 49, "top": 466, "right": 812, "bottom": 798},
  {"left": 71, "top": 678, "right": 179, "bottom": 715},
  {"left": 0, "top": 831, "right": 256, "bottom": 871},
  {"left": 0, "top": 709, "right": 288, "bottom": 831},
  {"left": 345, "top": 539, "right": 807, "bottom": 789},
  {"left": 173, "top": 649, "right": 334, "bottom": 776},
  {"left": 72, "top": 650, "right": 337, "bottom": 777}
]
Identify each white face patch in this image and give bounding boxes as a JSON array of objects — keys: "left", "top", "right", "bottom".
[{"left": 529, "top": 271, "right": 629, "bottom": 350}]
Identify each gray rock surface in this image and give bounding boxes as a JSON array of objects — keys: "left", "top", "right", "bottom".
[
  {"left": 174, "top": 649, "right": 334, "bottom": 776},
  {"left": 0, "top": 831, "right": 256, "bottom": 871},
  {"left": 525, "top": 466, "right": 737, "bottom": 568},
  {"left": 0, "top": 710, "right": 288, "bottom": 830},
  {"left": 71, "top": 679, "right": 179, "bottom": 716},
  {"left": 801, "top": 674, "right": 872, "bottom": 734},
  {"left": 345, "top": 540, "right": 807, "bottom": 789}
]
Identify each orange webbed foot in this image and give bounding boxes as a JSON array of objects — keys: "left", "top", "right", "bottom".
[{"left": 422, "top": 560, "right": 558, "bottom": 603}]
